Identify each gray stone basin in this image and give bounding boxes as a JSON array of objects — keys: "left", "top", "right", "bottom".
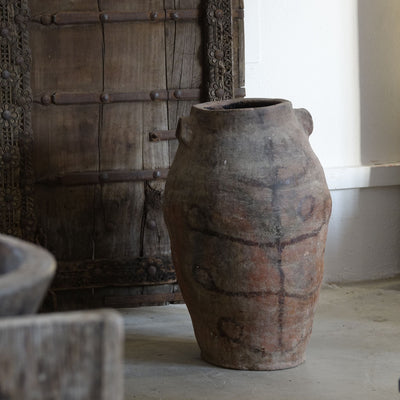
[{"left": 0, "top": 234, "right": 56, "bottom": 317}]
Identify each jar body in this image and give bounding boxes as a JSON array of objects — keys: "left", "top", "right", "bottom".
[{"left": 163, "top": 99, "right": 332, "bottom": 370}]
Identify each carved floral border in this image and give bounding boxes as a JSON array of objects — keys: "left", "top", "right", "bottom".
[
  {"left": 206, "top": 0, "right": 234, "bottom": 101},
  {"left": 0, "top": 0, "right": 35, "bottom": 241}
]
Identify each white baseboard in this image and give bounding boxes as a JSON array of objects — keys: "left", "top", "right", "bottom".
[{"left": 324, "top": 163, "right": 400, "bottom": 190}]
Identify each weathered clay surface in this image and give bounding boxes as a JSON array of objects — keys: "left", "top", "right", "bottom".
[
  {"left": 0, "top": 234, "right": 56, "bottom": 317},
  {"left": 164, "top": 98, "right": 332, "bottom": 370}
]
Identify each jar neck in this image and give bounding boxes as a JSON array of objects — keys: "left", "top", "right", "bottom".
[{"left": 190, "top": 98, "right": 294, "bottom": 132}]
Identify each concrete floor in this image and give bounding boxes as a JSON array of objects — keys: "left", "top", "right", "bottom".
[{"left": 122, "top": 277, "right": 400, "bottom": 400}]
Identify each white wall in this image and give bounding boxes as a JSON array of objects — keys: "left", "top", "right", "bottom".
[
  {"left": 325, "top": 187, "right": 400, "bottom": 282},
  {"left": 245, "top": 0, "right": 361, "bottom": 168},
  {"left": 244, "top": 0, "right": 400, "bottom": 282},
  {"left": 358, "top": 0, "right": 400, "bottom": 164}
]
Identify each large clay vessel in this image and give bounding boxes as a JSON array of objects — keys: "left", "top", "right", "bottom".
[{"left": 163, "top": 98, "right": 332, "bottom": 370}]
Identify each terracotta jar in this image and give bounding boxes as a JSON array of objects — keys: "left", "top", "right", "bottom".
[{"left": 163, "top": 98, "right": 332, "bottom": 370}]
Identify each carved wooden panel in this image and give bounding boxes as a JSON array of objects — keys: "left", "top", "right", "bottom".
[
  {"left": 0, "top": 0, "right": 35, "bottom": 241},
  {"left": 1, "top": 0, "right": 245, "bottom": 309}
]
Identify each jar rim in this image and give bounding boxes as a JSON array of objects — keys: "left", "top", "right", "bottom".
[{"left": 194, "top": 98, "right": 291, "bottom": 112}]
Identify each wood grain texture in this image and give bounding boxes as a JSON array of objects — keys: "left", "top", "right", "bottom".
[
  {"left": 27, "top": 0, "right": 245, "bottom": 306},
  {"left": 232, "top": 0, "right": 245, "bottom": 91},
  {"left": 99, "top": 0, "right": 163, "bottom": 12},
  {"left": 29, "top": 24, "right": 102, "bottom": 92},
  {"left": 32, "top": 104, "right": 98, "bottom": 259},
  {"left": 142, "top": 0, "right": 205, "bottom": 260},
  {"left": 141, "top": 103, "right": 169, "bottom": 258},
  {"left": 165, "top": 0, "right": 203, "bottom": 162},
  {"left": 29, "top": 5, "right": 102, "bottom": 260},
  {"left": 29, "top": 0, "right": 99, "bottom": 14},
  {"left": 95, "top": 103, "right": 144, "bottom": 259},
  {"left": 98, "top": 0, "right": 168, "bottom": 259},
  {"left": 0, "top": 310, "right": 124, "bottom": 400},
  {"left": 40, "top": 285, "right": 183, "bottom": 311},
  {"left": 93, "top": 183, "right": 144, "bottom": 259},
  {"left": 32, "top": 105, "right": 99, "bottom": 177},
  {"left": 52, "top": 257, "right": 177, "bottom": 289}
]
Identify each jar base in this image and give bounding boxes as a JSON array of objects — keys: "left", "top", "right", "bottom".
[{"left": 200, "top": 351, "right": 306, "bottom": 371}]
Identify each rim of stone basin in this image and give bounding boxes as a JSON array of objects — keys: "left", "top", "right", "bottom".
[
  {"left": 197, "top": 98, "right": 292, "bottom": 112},
  {"left": 0, "top": 234, "right": 56, "bottom": 294}
]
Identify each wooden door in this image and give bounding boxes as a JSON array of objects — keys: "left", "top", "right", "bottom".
[{"left": 26, "top": 0, "right": 244, "bottom": 310}]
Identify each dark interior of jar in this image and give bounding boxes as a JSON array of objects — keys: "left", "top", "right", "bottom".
[
  {"left": 222, "top": 100, "right": 282, "bottom": 109},
  {"left": 205, "top": 100, "right": 283, "bottom": 110}
]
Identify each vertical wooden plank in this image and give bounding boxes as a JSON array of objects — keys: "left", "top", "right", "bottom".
[
  {"left": 24, "top": 0, "right": 245, "bottom": 304},
  {"left": 34, "top": 187, "right": 96, "bottom": 260},
  {"left": 32, "top": 106, "right": 98, "bottom": 259},
  {"left": 160, "top": 0, "right": 204, "bottom": 257},
  {"left": 96, "top": 0, "right": 168, "bottom": 259},
  {"left": 138, "top": 0, "right": 171, "bottom": 258},
  {"left": 140, "top": 100, "right": 170, "bottom": 257},
  {"left": 30, "top": 19, "right": 102, "bottom": 260},
  {"left": 30, "top": 24, "right": 103, "bottom": 92},
  {"left": 29, "top": 0, "right": 99, "bottom": 14},
  {"left": 165, "top": 0, "right": 203, "bottom": 162},
  {"left": 0, "top": 310, "right": 124, "bottom": 400},
  {"left": 32, "top": 106, "right": 99, "bottom": 177},
  {"left": 164, "top": 0, "right": 175, "bottom": 9},
  {"left": 94, "top": 102, "right": 144, "bottom": 259}
]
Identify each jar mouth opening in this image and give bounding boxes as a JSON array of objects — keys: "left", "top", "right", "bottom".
[
  {"left": 198, "top": 98, "right": 289, "bottom": 112},
  {"left": 222, "top": 100, "right": 282, "bottom": 110}
]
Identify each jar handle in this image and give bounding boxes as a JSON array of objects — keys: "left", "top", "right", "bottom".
[
  {"left": 295, "top": 108, "right": 313, "bottom": 136},
  {"left": 176, "top": 116, "right": 193, "bottom": 146}
]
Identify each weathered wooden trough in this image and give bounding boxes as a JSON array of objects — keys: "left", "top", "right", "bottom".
[
  {"left": 0, "top": 234, "right": 124, "bottom": 399},
  {"left": 0, "top": 234, "right": 56, "bottom": 317},
  {"left": 0, "top": 310, "right": 124, "bottom": 400}
]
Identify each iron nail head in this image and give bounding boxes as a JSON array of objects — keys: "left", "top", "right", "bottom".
[
  {"left": 40, "top": 15, "right": 53, "bottom": 25},
  {"left": 174, "top": 90, "right": 183, "bottom": 99},
  {"left": 150, "top": 91, "right": 160, "bottom": 101},
  {"left": 100, "top": 93, "right": 110, "bottom": 103},
  {"left": 215, "top": 9, "right": 224, "bottom": 19},
  {"left": 2, "top": 110, "right": 12, "bottom": 121},
  {"left": 41, "top": 94, "right": 52, "bottom": 105}
]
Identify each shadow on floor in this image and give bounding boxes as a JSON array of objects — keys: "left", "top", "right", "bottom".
[{"left": 124, "top": 333, "right": 206, "bottom": 367}]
